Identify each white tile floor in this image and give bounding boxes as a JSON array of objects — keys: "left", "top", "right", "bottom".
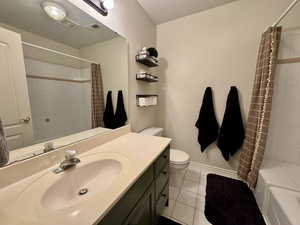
[{"left": 163, "top": 161, "right": 238, "bottom": 225}]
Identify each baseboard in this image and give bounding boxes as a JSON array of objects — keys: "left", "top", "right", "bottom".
[{"left": 190, "top": 161, "right": 239, "bottom": 179}]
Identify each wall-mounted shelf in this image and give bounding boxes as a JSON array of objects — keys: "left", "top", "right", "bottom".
[
  {"left": 136, "top": 54, "right": 159, "bottom": 67},
  {"left": 136, "top": 72, "right": 159, "bottom": 82},
  {"left": 136, "top": 95, "right": 158, "bottom": 107}
]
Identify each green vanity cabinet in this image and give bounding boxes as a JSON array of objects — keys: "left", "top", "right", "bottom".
[
  {"left": 95, "top": 145, "right": 170, "bottom": 225},
  {"left": 123, "top": 183, "right": 155, "bottom": 225}
]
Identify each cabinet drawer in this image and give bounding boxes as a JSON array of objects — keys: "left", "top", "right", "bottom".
[
  {"left": 96, "top": 165, "right": 154, "bottom": 225},
  {"left": 155, "top": 163, "right": 169, "bottom": 200},
  {"left": 154, "top": 146, "right": 170, "bottom": 177},
  {"left": 156, "top": 183, "right": 169, "bottom": 221}
]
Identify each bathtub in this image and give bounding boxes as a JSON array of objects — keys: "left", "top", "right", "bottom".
[
  {"left": 267, "top": 187, "right": 300, "bottom": 225},
  {"left": 255, "top": 160, "right": 300, "bottom": 225}
]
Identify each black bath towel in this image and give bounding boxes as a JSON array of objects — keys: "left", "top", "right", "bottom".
[
  {"left": 217, "top": 86, "right": 245, "bottom": 161},
  {"left": 115, "top": 90, "right": 127, "bottom": 128},
  {"left": 195, "top": 87, "right": 219, "bottom": 152},
  {"left": 103, "top": 91, "right": 115, "bottom": 129}
]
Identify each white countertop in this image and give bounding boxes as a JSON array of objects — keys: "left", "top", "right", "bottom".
[{"left": 0, "top": 132, "right": 171, "bottom": 225}]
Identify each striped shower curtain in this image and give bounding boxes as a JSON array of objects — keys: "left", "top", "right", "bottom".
[
  {"left": 0, "top": 118, "right": 9, "bottom": 166},
  {"left": 91, "top": 63, "right": 105, "bottom": 128},
  {"left": 238, "top": 27, "right": 282, "bottom": 189}
]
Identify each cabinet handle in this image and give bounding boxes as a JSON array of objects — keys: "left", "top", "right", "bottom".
[
  {"left": 162, "top": 171, "right": 168, "bottom": 175},
  {"left": 163, "top": 155, "right": 168, "bottom": 159}
]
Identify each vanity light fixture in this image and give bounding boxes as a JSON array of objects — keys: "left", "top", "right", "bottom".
[
  {"left": 82, "top": 0, "right": 114, "bottom": 16},
  {"left": 42, "top": 1, "right": 67, "bottom": 21},
  {"left": 101, "top": 0, "right": 114, "bottom": 10}
]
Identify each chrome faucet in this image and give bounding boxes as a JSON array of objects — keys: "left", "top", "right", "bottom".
[{"left": 53, "top": 150, "right": 81, "bottom": 174}]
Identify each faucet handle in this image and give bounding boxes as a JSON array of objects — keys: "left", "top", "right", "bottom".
[{"left": 65, "top": 150, "right": 77, "bottom": 160}]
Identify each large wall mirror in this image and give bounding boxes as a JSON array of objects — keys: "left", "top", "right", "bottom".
[{"left": 0, "top": 0, "right": 129, "bottom": 166}]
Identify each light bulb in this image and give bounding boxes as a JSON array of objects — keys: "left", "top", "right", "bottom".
[
  {"left": 42, "top": 1, "right": 67, "bottom": 21},
  {"left": 102, "top": 0, "right": 114, "bottom": 10}
]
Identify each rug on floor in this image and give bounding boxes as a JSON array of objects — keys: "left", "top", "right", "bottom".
[
  {"left": 157, "top": 216, "right": 182, "bottom": 225},
  {"left": 205, "top": 174, "right": 266, "bottom": 225}
]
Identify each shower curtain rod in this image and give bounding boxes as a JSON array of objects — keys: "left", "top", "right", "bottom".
[
  {"left": 272, "top": 0, "right": 300, "bottom": 27},
  {"left": 22, "top": 41, "right": 98, "bottom": 64},
  {"left": 273, "top": 0, "right": 300, "bottom": 64}
]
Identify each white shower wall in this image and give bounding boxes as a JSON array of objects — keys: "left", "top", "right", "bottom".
[
  {"left": 265, "top": 29, "right": 300, "bottom": 165},
  {"left": 25, "top": 58, "right": 91, "bottom": 143}
]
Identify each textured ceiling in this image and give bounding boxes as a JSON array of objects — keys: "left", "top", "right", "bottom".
[{"left": 137, "top": 0, "right": 237, "bottom": 24}]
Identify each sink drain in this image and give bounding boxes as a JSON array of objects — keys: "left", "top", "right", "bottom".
[{"left": 78, "top": 188, "right": 88, "bottom": 196}]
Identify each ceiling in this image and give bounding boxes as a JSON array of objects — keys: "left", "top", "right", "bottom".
[
  {"left": 137, "top": 0, "right": 237, "bottom": 24},
  {"left": 0, "top": 0, "right": 119, "bottom": 48}
]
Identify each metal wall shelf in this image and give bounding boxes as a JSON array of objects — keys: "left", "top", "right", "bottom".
[
  {"left": 136, "top": 95, "right": 158, "bottom": 107},
  {"left": 136, "top": 55, "right": 159, "bottom": 67},
  {"left": 136, "top": 72, "right": 158, "bottom": 82}
]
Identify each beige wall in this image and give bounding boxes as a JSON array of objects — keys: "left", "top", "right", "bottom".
[
  {"left": 68, "top": 0, "right": 158, "bottom": 132},
  {"left": 157, "top": 0, "right": 300, "bottom": 170}
]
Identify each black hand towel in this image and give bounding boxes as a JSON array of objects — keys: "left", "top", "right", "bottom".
[
  {"left": 195, "top": 87, "right": 219, "bottom": 152},
  {"left": 217, "top": 86, "right": 245, "bottom": 161},
  {"left": 103, "top": 91, "right": 115, "bottom": 129},
  {"left": 115, "top": 90, "right": 127, "bottom": 128}
]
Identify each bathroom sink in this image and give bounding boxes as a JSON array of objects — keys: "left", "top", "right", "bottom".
[
  {"left": 16, "top": 152, "right": 129, "bottom": 212},
  {"left": 42, "top": 159, "right": 122, "bottom": 210}
]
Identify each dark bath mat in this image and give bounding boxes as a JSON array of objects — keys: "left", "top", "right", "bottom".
[
  {"left": 157, "top": 216, "right": 182, "bottom": 225},
  {"left": 205, "top": 174, "right": 266, "bottom": 225}
]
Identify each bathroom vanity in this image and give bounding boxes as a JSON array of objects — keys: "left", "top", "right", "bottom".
[
  {"left": 96, "top": 146, "right": 170, "bottom": 225},
  {"left": 0, "top": 1, "right": 170, "bottom": 224},
  {"left": 0, "top": 128, "right": 171, "bottom": 225}
]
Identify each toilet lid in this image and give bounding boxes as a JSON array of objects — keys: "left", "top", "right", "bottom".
[{"left": 170, "top": 149, "right": 190, "bottom": 165}]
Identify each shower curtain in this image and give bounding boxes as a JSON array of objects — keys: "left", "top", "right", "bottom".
[
  {"left": 238, "top": 27, "right": 282, "bottom": 189},
  {"left": 0, "top": 118, "right": 9, "bottom": 166},
  {"left": 91, "top": 63, "right": 105, "bottom": 128}
]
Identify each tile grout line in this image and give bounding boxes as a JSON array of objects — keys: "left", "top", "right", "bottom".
[
  {"left": 170, "top": 170, "right": 185, "bottom": 224},
  {"left": 193, "top": 173, "right": 205, "bottom": 225},
  {"left": 169, "top": 171, "right": 185, "bottom": 219},
  {"left": 176, "top": 171, "right": 198, "bottom": 225},
  {"left": 168, "top": 162, "right": 240, "bottom": 225}
]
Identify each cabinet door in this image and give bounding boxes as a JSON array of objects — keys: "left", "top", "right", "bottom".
[
  {"left": 0, "top": 26, "right": 33, "bottom": 150},
  {"left": 123, "top": 184, "right": 155, "bottom": 225}
]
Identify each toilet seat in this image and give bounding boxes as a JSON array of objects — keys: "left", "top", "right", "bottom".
[{"left": 170, "top": 149, "right": 190, "bottom": 165}]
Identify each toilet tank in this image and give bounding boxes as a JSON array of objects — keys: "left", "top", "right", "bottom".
[{"left": 139, "top": 127, "right": 164, "bottom": 136}]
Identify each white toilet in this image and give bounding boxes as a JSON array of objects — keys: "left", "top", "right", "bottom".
[{"left": 140, "top": 127, "right": 190, "bottom": 170}]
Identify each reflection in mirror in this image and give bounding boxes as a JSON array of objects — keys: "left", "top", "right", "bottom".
[{"left": 0, "top": 0, "right": 128, "bottom": 166}]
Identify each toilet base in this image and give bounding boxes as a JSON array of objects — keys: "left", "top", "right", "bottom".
[{"left": 170, "top": 162, "right": 190, "bottom": 170}]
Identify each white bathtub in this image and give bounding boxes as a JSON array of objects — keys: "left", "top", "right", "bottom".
[
  {"left": 267, "top": 187, "right": 300, "bottom": 225},
  {"left": 255, "top": 160, "right": 300, "bottom": 225}
]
